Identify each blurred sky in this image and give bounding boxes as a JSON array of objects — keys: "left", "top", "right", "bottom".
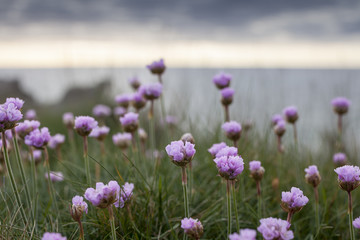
[{"left": 1, "top": 0, "right": 360, "bottom": 68}]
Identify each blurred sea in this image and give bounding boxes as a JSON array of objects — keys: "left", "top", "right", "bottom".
[{"left": 1, "top": 68, "right": 360, "bottom": 150}]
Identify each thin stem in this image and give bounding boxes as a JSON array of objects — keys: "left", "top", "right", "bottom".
[
  {"left": 188, "top": 162, "right": 192, "bottom": 205},
  {"left": 227, "top": 180, "right": 232, "bottom": 236},
  {"left": 78, "top": 220, "right": 84, "bottom": 240},
  {"left": 277, "top": 136, "right": 283, "bottom": 153},
  {"left": 348, "top": 191, "right": 355, "bottom": 240},
  {"left": 83, "top": 136, "right": 91, "bottom": 186},
  {"left": 293, "top": 123, "right": 298, "bottom": 145},
  {"left": 314, "top": 186, "right": 319, "bottom": 234},
  {"left": 231, "top": 181, "right": 239, "bottom": 230},
  {"left": 149, "top": 100, "right": 154, "bottom": 120},
  {"left": 1, "top": 131, "right": 28, "bottom": 226},
  {"left": 287, "top": 211, "right": 293, "bottom": 225},
  {"left": 224, "top": 105, "right": 230, "bottom": 122},
  {"left": 108, "top": 206, "right": 117, "bottom": 240},
  {"left": 233, "top": 140, "right": 237, "bottom": 149},
  {"left": 12, "top": 131, "right": 33, "bottom": 222},
  {"left": 182, "top": 167, "right": 189, "bottom": 217},
  {"left": 257, "top": 181, "right": 261, "bottom": 218},
  {"left": 338, "top": 114, "right": 342, "bottom": 136}
]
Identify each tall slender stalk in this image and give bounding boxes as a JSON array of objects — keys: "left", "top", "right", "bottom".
[
  {"left": 29, "top": 147, "right": 38, "bottom": 234},
  {"left": 293, "top": 123, "right": 298, "bottom": 145},
  {"left": 338, "top": 114, "right": 342, "bottom": 136},
  {"left": 182, "top": 167, "right": 189, "bottom": 217},
  {"left": 12, "top": 131, "right": 33, "bottom": 221},
  {"left": 314, "top": 186, "right": 320, "bottom": 235},
  {"left": 83, "top": 136, "right": 91, "bottom": 186},
  {"left": 231, "top": 181, "right": 239, "bottom": 230},
  {"left": 108, "top": 206, "right": 117, "bottom": 240},
  {"left": 224, "top": 105, "right": 230, "bottom": 122},
  {"left": 257, "top": 181, "right": 262, "bottom": 218},
  {"left": 78, "top": 220, "right": 84, "bottom": 240},
  {"left": 226, "top": 180, "right": 232, "bottom": 236},
  {"left": 348, "top": 191, "right": 355, "bottom": 240},
  {"left": 1, "top": 131, "right": 27, "bottom": 226},
  {"left": 44, "top": 147, "right": 60, "bottom": 219}
]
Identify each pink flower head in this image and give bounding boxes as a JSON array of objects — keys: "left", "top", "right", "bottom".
[
  {"left": 221, "top": 87, "right": 235, "bottom": 105},
  {"left": 281, "top": 187, "right": 309, "bottom": 212},
  {"left": 271, "top": 114, "right": 283, "bottom": 126},
  {"left": 138, "top": 83, "right": 163, "bottom": 100},
  {"left": 25, "top": 127, "right": 51, "bottom": 149},
  {"left": 331, "top": 97, "right": 350, "bottom": 115},
  {"left": 63, "top": 112, "right": 74, "bottom": 128},
  {"left": 222, "top": 121, "right": 242, "bottom": 141},
  {"left": 305, "top": 165, "right": 321, "bottom": 188},
  {"left": 147, "top": 58, "right": 166, "bottom": 75},
  {"left": 120, "top": 112, "right": 139, "bottom": 132},
  {"left": 74, "top": 116, "right": 98, "bottom": 136},
  {"left": 45, "top": 171, "right": 64, "bottom": 182},
  {"left": 229, "top": 228, "right": 257, "bottom": 240},
  {"left": 92, "top": 104, "right": 111, "bottom": 118},
  {"left": 113, "top": 107, "right": 127, "bottom": 118},
  {"left": 41, "top": 232, "right": 67, "bottom": 240},
  {"left": 283, "top": 106, "right": 299, "bottom": 124},
  {"left": 214, "top": 155, "right": 244, "bottom": 180},
  {"left": 25, "top": 109, "right": 37, "bottom": 120},
  {"left": 115, "top": 93, "right": 132, "bottom": 108},
  {"left": 115, "top": 182, "right": 134, "bottom": 208},
  {"left": 333, "top": 152, "right": 347, "bottom": 165},
  {"left": 353, "top": 217, "right": 360, "bottom": 229},
  {"left": 274, "top": 120, "right": 286, "bottom": 137},
  {"left": 89, "top": 126, "right": 110, "bottom": 141},
  {"left": 71, "top": 195, "right": 88, "bottom": 221},
  {"left": 257, "top": 217, "right": 294, "bottom": 240},
  {"left": 334, "top": 165, "right": 360, "bottom": 192},
  {"left": 131, "top": 92, "right": 147, "bottom": 110},
  {"left": 215, "top": 146, "right": 238, "bottom": 158},
  {"left": 165, "top": 140, "right": 196, "bottom": 167},
  {"left": 84, "top": 180, "right": 120, "bottom": 208},
  {"left": 181, "top": 218, "right": 204, "bottom": 240},
  {"left": 0, "top": 99, "right": 23, "bottom": 131},
  {"left": 213, "top": 72, "right": 231, "bottom": 89},
  {"left": 165, "top": 115, "right": 177, "bottom": 126},
  {"left": 15, "top": 120, "right": 40, "bottom": 139},
  {"left": 48, "top": 134, "right": 65, "bottom": 149},
  {"left": 208, "top": 142, "right": 227, "bottom": 157},
  {"left": 4, "top": 98, "right": 24, "bottom": 110},
  {"left": 112, "top": 133, "right": 132, "bottom": 149},
  {"left": 128, "top": 76, "right": 141, "bottom": 90}
]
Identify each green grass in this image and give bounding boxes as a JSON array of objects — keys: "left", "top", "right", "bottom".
[{"left": 0, "top": 102, "right": 359, "bottom": 240}]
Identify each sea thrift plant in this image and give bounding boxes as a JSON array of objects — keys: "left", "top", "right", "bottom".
[
  {"left": 115, "top": 93, "right": 132, "bottom": 108},
  {"left": 71, "top": 195, "right": 88, "bottom": 239},
  {"left": 222, "top": 121, "right": 242, "bottom": 146},
  {"left": 25, "top": 109, "right": 37, "bottom": 120},
  {"left": 272, "top": 114, "right": 283, "bottom": 126},
  {"left": 249, "top": 160, "right": 265, "bottom": 216},
  {"left": 45, "top": 171, "right": 64, "bottom": 182},
  {"left": 131, "top": 92, "right": 147, "bottom": 111},
  {"left": 113, "top": 133, "right": 132, "bottom": 150},
  {"left": 335, "top": 165, "right": 360, "bottom": 240},
  {"left": 92, "top": 104, "right": 111, "bottom": 119},
  {"left": 113, "top": 106, "right": 127, "bottom": 118},
  {"left": 331, "top": 97, "right": 350, "bottom": 134},
  {"left": 139, "top": 82, "right": 163, "bottom": 119},
  {"left": 0, "top": 98, "right": 23, "bottom": 131},
  {"left": 165, "top": 140, "right": 196, "bottom": 167},
  {"left": 353, "top": 217, "right": 360, "bottom": 229},
  {"left": 214, "top": 155, "right": 244, "bottom": 180},
  {"left": 283, "top": 106, "right": 299, "bottom": 143},
  {"left": 333, "top": 152, "right": 347, "bottom": 166},
  {"left": 181, "top": 218, "right": 204, "bottom": 240},
  {"left": 41, "top": 232, "right": 67, "bottom": 240},
  {"left": 115, "top": 182, "right": 134, "bottom": 208},
  {"left": 120, "top": 112, "right": 139, "bottom": 133},
  {"left": 221, "top": 87, "right": 235, "bottom": 121},
  {"left": 305, "top": 165, "right": 321, "bottom": 232},
  {"left": 147, "top": 59, "right": 166, "bottom": 83},
  {"left": 213, "top": 72, "right": 231, "bottom": 89},
  {"left": 128, "top": 76, "right": 141, "bottom": 90},
  {"left": 85, "top": 180, "right": 120, "bottom": 239},
  {"left": 281, "top": 187, "right": 309, "bottom": 223},
  {"left": 15, "top": 120, "right": 40, "bottom": 139},
  {"left": 229, "top": 229, "right": 257, "bottom": 240},
  {"left": 208, "top": 142, "right": 227, "bottom": 158},
  {"left": 48, "top": 134, "right": 65, "bottom": 150},
  {"left": 63, "top": 112, "right": 74, "bottom": 128},
  {"left": 89, "top": 126, "right": 110, "bottom": 141},
  {"left": 274, "top": 120, "right": 286, "bottom": 153},
  {"left": 257, "top": 217, "right": 294, "bottom": 240},
  {"left": 215, "top": 146, "right": 238, "bottom": 158},
  {"left": 25, "top": 127, "right": 51, "bottom": 149}
]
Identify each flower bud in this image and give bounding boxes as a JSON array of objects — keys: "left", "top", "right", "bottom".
[
  {"left": 221, "top": 87, "right": 234, "bottom": 106},
  {"left": 181, "top": 133, "right": 195, "bottom": 144},
  {"left": 331, "top": 97, "right": 350, "bottom": 115},
  {"left": 283, "top": 106, "right": 299, "bottom": 124},
  {"left": 274, "top": 120, "right": 286, "bottom": 137},
  {"left": 70, "top": 195, "right": 88, "bottom": 222},
  {"left": 281, "top": 187, "right": 309, "bottom": 213},
  {"left": 165, "top": 140, "right": 196, "bottom": 167},
  {"left": 120, "top": 112, "right": 139, "bottom": 133},
  {"left": 222, "top": 121, "right": 241, "bottom": 142},
  {"left": 334, "top": 165, "right": 360, "bottom": 192},
  {"left": 305, "top": 165, "right": 321, "bottom": 188},
  {"left": 249, "top": 160, "right": 265, "bottom": 181},
  {"left": 181, "top": 218, "right": 204, "bottom": 240}
]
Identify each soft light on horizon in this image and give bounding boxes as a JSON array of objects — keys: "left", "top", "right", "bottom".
[{"left": 1, "top": 40, "right": 360, "bottom": 69}]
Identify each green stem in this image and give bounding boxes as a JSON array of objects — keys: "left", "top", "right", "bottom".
[
  {"left": 108, "top": 206, "right": 117, "bottom": 240},
  {"left": 231, "top": 181, "right": 239, "bottom": 230},
  {"left": 1, "top": 131, "right": 27, "bottom": 226},
  {"left": 12, "top": 132, "right": 33, "bottom": 221},
  {"left": 83, "top": 136, "right": 91, "bottom": 186},
  {"left": 314, "top": 186, "right": 319, "bottom": 235},
  {"left": 29, "top": 147, "right": 38, "bottom": 233},
  {"left": 227, "top": 180, "right": 232, "bottom": 236},
  {"left": 257, "top": 181, "right": 261, "bottom": 218},
  {"left": 348, "top": 191, "right": 355, "bottom": 240},
  {"left": 182, "top": 167, "right": 189, "bottom": 217},
  {"left": 78, "top": 220, "right": 84, "bottom": 240}
]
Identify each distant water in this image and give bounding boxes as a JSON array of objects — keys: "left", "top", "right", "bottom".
[{"left": 1, "top": 67, "right": 360, "bottom": 149}]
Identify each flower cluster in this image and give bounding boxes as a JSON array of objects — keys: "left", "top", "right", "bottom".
[
  {"left": 147, "top": 59, "right": 166, "bottom": 75},
  {"left": 229, "top": 229, "right": 257, "bottom": 240},
  {"left": 222, "top": 121, "right": 242, "bottom": 141},
  {"left": 208, "top": 142, "right": 227, "bottom": 157},
  {"left": 331, "top": 97, "right": 350, "bottom": 115},
  {"left": 120, "top": 112, "right": 139, "bottom": 132},
  {"left": 63, "top": 112, "right": 74, "bottom": 128},
  {"left": 131, "top": 92, "right": 147, "bottom": 110},
  {"left": 221, "top": 87, "right": 235, "bottom": 106},
  {"left": 214, "top": 154, "right": 244, "bottom": 180},
  {"left": 281, "top": 187, "right": 309, "bottom": 213},
  {"left": 25, "top": 109, "right": 37, "bottom": 120},
  {"left": 48, "top": 134, "right": 65, "bottom": 149},
  {"left": 283, "top": 106, "right": 299, "bottom": 124},
  {"left": 333, "top": 152, "right": 347, "bottom": 166},
  {"left": 257, "top": 217, "right": 294, "bottom": 240},
  {"left": 128, "top": 77, "right": 141, "bottom": 90},
  {"left": 213, "top": 72, "right": 231, "bottom": 89},
  {"left": 274, "top": 120, "right": 286, "bottom": 137},
  {"left": 115, "top": 94, "right": 132, "bottom": 108},
  {"left": 304, "top": 165, "right": 321, "bottom": 188},
  {"left": 89, "top": 126, "right": 110, "bottom": 141},
  {"left": 271, "top": 114, "right": 283, "bottom": 126},
  {"left": 74, "top": 116, "right": 98, "bottom": 136},
  {"left": 181, "top": 218, "right": 204, "bottom": 240},
  {"left": 215, "top": 146, "right": 238, "bottom": 158},
  {"left": 71, "top": 195, "right": 88, "bottom": 221},
  {"left": 15, "top": 120, "right": 40, "bottom": 139},
  {"left": 165, "top": 140, "right": 196, "bottom": 167},
  {"left": 115, "top": 182, "right": 134, "bottom": 208},
  {"left": 138, "top": 83, "right": 163, "bottom": 100},
  {"left": 113, "top": 133, "right": 132, "bottom": 149},
  {"left": 25, "top": 127, "right": 51, "bottom": 149},
  {"left": 84, "top": 181, "right": 120, "bottom": 208},
  {"left": 334, "top": 165, "right": 360, "bottom": 192},
  {"left": 0, "top": 98, "right": 24, "bottom": 131},
  {"left": 41, "top": 232, "right": 67, "bottom": 240},
  {"left": 92, "top": 104, "right": 111, "bottom": 118},
  {"left": 249, "top": 160, "right": 265, "bottom": 181}
]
